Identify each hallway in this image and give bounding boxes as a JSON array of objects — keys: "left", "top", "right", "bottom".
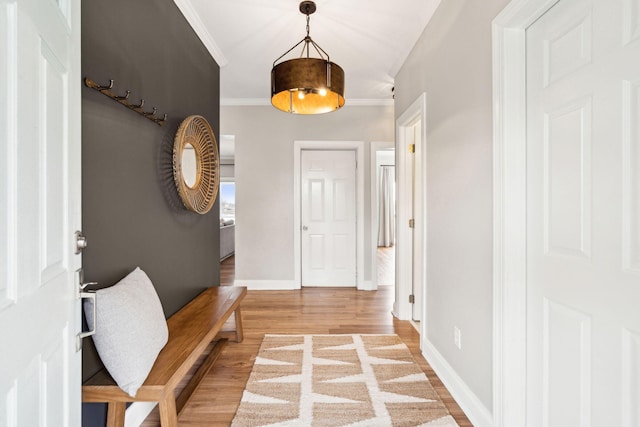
[{"left": 142, "top": 256, "right": 472, "bottom": 426}]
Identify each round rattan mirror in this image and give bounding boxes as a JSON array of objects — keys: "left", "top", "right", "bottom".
[{"left": 173, "top": 115, "right": 219, "bottom": 214}]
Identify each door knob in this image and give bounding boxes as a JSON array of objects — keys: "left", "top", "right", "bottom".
[{"left": 302, "top": 225, "right": 308, "bottom": 231}]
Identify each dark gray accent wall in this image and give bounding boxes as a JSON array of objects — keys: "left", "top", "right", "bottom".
[{"left": 81, "top": 1, "right": 220, "bottom": 425}]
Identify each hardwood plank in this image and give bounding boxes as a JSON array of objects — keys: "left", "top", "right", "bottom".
[
  {"left": 142, "top": 280, "right": 472, "bottom": 426},
  {"left": 220, "top": 255, "right": 235, "bottom": 286},
  {"left": 176, "top": 339, "right": 228, "bottom": 415}
]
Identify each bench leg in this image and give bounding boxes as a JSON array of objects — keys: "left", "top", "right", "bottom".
[
  {"left": 106, "top": 402, "right": 126, "bottom": 427},
  {"left": 234, "top": 306, "right": 244, "bottom": 343},
  {"left": 158, "top": 396, "right": 179, "bottom": 427}
]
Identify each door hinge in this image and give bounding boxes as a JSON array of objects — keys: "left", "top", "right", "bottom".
[
  {"left": 409, "top": 143, "right": 415, "bottom": 153},
  {"left": 409, "top": 294, "right": 415, "bottom": 304},
  {"left": 409, "top": 219, "right": 415, "bottom": 228}
]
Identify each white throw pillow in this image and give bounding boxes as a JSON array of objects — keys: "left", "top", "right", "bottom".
[{"left": 84, "top": 267, "right": 168, "bottom": 397}]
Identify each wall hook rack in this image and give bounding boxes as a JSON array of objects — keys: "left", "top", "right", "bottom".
[{"left": 84, "top": 77, "right": 167, "bottom": 126}]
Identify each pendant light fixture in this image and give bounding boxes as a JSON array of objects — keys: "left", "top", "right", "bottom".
[{"left": 271, "top": 1, "right": 345, "bottom": 114}]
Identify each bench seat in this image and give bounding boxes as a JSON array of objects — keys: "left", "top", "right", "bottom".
[{"left": 83, "top": 286, "right": 247, "bottom": 427}]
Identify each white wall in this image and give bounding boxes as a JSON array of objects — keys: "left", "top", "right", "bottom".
[
  {"left": 220, "top": 105, "right": 394, "bottom": 283},
  {"left": 394, "top": 0, "right": 510, "bottom": 415}
]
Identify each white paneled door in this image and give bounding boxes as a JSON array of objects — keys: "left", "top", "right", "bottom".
[
  {"left": 0, "top": 0, "right": 82, "bottom": 425},
  {"left": 301, "top": 150, "right": 356, "bottom": 286},
  {"left": 526, "top": 0, "right": 640, "bottom": 425}
]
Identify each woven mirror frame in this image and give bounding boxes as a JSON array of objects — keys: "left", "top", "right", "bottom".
[{"left": 172, "top": 115, "right": 219, "bottom": 214}]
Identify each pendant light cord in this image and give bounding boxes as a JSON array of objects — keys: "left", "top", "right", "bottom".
[
  {"left": 304, "top": 14, "right": 311, "bottom": 58},
  {"left": 272, "top": 2, "right": 331, "bottom": 66}
]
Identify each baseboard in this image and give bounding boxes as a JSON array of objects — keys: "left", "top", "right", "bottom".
[
  {"left": 233, "top": 280, "right": 298, "bottom": 290},
  {"left": 359, "top": 280, "right": 375, "bottom": 291},
  {"left": 422, "top": 339, "right": 493, "bottom": 427},
  {"left": 124, "top": 402, "right": 156, "bottom": 427},
  {"left": 220, "top": 251, "right": 234, "bottom": 261}
]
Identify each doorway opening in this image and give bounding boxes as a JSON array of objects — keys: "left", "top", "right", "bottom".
[
  {"left": 370, "top": 143, "right": 396, "bottom": 291},
  {"left": 395, "top": 93, "right": 427, "bottom": 348},
  {"left": 219, "top": 135, "right": 236, "bottom": 263}
]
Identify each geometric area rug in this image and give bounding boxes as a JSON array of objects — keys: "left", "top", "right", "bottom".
[{"left": 231, "top": 334, "right": 460, "bottom": 426}]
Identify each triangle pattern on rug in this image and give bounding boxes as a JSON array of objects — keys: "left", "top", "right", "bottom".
[
  {"left": 268, "top": 343, "right": 306, "bottom": 351},
  {"left": 258, "top": 374, "right": 303, "bottom": 383},
  {"left": 259, "top": 419, "right": 305, "bottom": 427},
  {"left": 318, "top": 343, "right": 357, "bottom": 351},
  {"left": 240, "top": 391, "right": 291, "bottom": 405},
  {"left": 311, "top": 392, "right": 361, "bottom": 404},
  {"left": 384, "top": 372, "right": 429, "bottom": 383},
  {"left": 376, "top": 390, "right": 436, "bottom": 404},
  {"left": 365, "top": 355, "right": 413, "bottom": 365},
  {"left": 321, "top": 373, "right": 367, "bottom": 383},
  {"left": 371, "top": 343, "right": 408, "bottom": 351},
  {"left": 416, "top": 415, "right": 461, "bottom": 426},
  {"left": 312, "top": 356, "right": 353, "bottom": 365},
  {"left": 339, "top": 416, "right": 393, "bottom": 427},
  {"left": 231, "top": 334, "right": 460, "bottom": 427},
  {"left": 254, "top": 357, "right": 296, "bottom": 366}
]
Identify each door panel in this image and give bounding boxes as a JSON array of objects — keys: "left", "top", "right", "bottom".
[
  {"left": 301, "top": 150, "right": 356, "bottom": 286},
  {"left": 544, "top": 97, "right": 592, "bottom": 259},
  {"left": 526, "top": 0, "right": 640, "bottom": 426},
  {"left": 0, "top": 0, "right": 81, "bottom": 424},
  {"left": 0, "top": 1, "right": 15, "bottom": 311},
  {"left": 624, "top": 79, "right": 640, "bottom": 273}
]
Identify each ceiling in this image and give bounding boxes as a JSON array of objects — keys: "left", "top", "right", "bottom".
[{"left": 175, "top": 0, "right": 441, "bottom": 105}]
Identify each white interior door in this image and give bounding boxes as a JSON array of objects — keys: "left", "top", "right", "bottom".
[
  {"left": 526, "top": 0, "right": 640, "bottom": 425},
  {"left": 301, "top": 150, "right": 356, "bottom": 286},
  {"left": 395, "top": 94, "right": 426, "bottom": 322},
  {"left": 410, "top": 122, "right": 423, "bottom": 323},
  {"left": 0, "top": 0, "right": 82, "bottom": 425}
]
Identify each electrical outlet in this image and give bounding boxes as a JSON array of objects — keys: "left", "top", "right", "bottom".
[{"left": 454, "top": 326, "right": 462, "bottom": 350}]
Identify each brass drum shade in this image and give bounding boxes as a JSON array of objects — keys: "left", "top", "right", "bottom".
[{"left": 271, "top": 58, "right": 345, "bottom": 114}]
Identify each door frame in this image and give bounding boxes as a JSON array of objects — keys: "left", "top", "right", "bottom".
[
  {"left": 492, "top": 1, "right": 561, "bottom": 426},
  {"left": 394, "top": 93, "right": 427, "bottom": 343},
  {"left": 369, "top": 141, "right": 395, "bottom": 291},
  {"left": 293, "top": 141, "right": 365, "bottom": 290}
]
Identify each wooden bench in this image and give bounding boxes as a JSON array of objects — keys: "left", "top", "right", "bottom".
[{"left": 83, "top": 286, "right": 247, "bottom": 427}]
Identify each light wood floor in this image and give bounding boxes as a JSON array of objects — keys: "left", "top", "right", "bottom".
[{"left": 142, "top": 256, "right": 472, "bottom": 426}]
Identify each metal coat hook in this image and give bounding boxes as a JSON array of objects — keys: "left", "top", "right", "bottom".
[
  {"left": 96, "top": 79, "right": 114, "bottom": 91},
  {"left": 84, "top": 77, "right": 167, "bottom": 126},
  {"left": 143, "top": 107, "right": 158, "bottom": 118},
  {"left": 114, "top": 90, "right": 130, "bottom": 101}
]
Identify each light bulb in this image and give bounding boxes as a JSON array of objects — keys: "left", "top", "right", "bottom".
[
  {"left": 298, "top": 90, "right": 305, "bottom": 100},
  {"left": 318, "top": 88, "right": 327, "bottom": 96}
]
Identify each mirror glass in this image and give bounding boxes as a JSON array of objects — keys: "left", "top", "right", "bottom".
[{"left": 182, "top": 143, "right": 198, "bottom": 188}]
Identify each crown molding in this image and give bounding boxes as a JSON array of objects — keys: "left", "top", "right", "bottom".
[{"left": 173, "top": 0, "right": 228, "bottom": 67}]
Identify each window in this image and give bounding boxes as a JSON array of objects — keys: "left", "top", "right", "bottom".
[{"left": 220, "top": 181, "right": 235, "bottom": 223}]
